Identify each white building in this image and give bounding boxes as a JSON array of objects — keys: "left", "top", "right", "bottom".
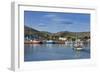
[{"left": 59, "top": 37, "right": 67, "bottom": 41}]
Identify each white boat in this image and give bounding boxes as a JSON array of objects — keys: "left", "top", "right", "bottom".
[
  {"left": 65, "top": 41, "right": 68, "bottom": 44},
  {"left": 46, "top": 40, "right": 54, "bottom": 44},
  {"left": 73, "top": 33, "right": 83, "bottom": 51},
  {"left": 74, "top": 41, "right": 83, "bottom": 51}
]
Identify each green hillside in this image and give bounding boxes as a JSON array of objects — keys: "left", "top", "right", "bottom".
[{"left": 24, "top": 25, "right": 90, "bottom": 40}]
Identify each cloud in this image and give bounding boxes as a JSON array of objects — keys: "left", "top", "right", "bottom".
[
  {"left": 61, "top": 21, "right": 73, "bottom": 25},
  {"left": 37, "top": 23, "right": 46, "bottom": 27},
  {"left": 43, "top": 13, "right": 73, "bottom": 26},
  {"left": 53, "top": 18, "right": 73, "bottom": 26},
  {"left": 43, "top": 14, "right": 57, "bottom": 18}
]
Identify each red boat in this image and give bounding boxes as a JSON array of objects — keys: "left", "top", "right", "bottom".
[{"left": 24, "top": 40, "right": 42, "bottom": 44}]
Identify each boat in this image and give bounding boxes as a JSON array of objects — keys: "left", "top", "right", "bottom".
[
  {"left": 74, "top": 42, "right": 83, "bottom": 51},
  {"left": 24, "top": 40, "right": 42, "bottom": 44},
  {"left": 73, "top": 33, "right": 83, "bottom": 51},
  {"left": 45, "top": 40, "right": 55, "bottom": 44},
  {"left": 31, "top": 40, "right": 42, "bottom": 44},
  {"left": 65, "top": 41, "right": 68, "bottom": 44}
]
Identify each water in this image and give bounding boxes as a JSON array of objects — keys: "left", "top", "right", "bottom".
[{"left": 24, "top": 43, "right": 90, "bottom": 62}]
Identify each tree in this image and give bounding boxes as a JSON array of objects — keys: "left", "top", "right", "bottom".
[
  {"left": 67, "top": 36, "right": 72, "bottom": 41},
  {"left": 72, "top": 37, "right": 76, "bottom": 41}
]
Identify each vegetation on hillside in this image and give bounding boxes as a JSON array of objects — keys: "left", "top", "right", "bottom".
[{"left": 24, "top": 25, "right": 90, "bottom": 41}]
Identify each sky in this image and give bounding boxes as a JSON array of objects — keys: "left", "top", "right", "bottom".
[{"left": 24, "top": 11, "right": 90, "bottom": 33}]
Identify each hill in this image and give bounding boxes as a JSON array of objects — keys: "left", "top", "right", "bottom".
[{"left": 24, "top": 25, "right": 90, "bottom": 40}]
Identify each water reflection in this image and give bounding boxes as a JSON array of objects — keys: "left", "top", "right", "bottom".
[
  {"left": 74, "top": 51, "right": 81, "bottom": 58},
  {"left": 24, "top": 43, "right": 90, "bottom": 61}
]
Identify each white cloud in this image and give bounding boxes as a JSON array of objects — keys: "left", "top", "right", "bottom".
[
  {"left": 43, "top": 14, "right": 57, "bottom": 18},
  {"left": 43, "top": 13, "right": 73, "bottom": 27},
  {"left": 37, "top": 23, "right": 46, "bottom": 26}
]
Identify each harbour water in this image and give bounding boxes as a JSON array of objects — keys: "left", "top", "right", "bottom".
[{"left": 24, "top": 43, "right": 90, "bottom": 62}]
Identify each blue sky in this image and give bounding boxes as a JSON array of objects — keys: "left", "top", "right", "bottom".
[{"left": 24, "top": 11, "right": 90, "bottom": 33}]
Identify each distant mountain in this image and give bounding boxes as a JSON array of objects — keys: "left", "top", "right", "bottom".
[
  {"left": 75, "top": 32, "right": 90, "bottom": 38},
  {"left": 24, "top": 25, "right": 90, "bottom": 40},
  {"left": 40, "top": 31, "right": 52, "bottom": 35},
  {"left": 24, "top": 25, "right": 52, "bottom": 39},
  {"left": 54, "top": 31, "right": 90, "bottom": 37},
  {"left": 24, "top": 25, "right": 40, "bottom": 35},
  {"left": 54, "top": 31, "right": 74, "bottom": 36}
]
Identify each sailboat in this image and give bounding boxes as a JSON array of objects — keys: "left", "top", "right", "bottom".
[
  {"left": 73, "top": 33, "right": 83, "bottom": 51},
  {"left": 74, "top": 41, "right": 83, "bottom": 50}
]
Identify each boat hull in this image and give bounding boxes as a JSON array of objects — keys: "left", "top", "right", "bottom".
[
  {"left": 74, "top": 47, "right": 83, "bottom": 51},
  {"left": 24, "top": 40, "right": 42, "bottom": 44}
]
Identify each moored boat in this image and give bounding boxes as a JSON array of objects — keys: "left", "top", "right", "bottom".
[
  {"left": 73, "top": 32, "right": 83, "bottom": 51},
  {"left": 73, "top": 42, "right": 83, "bottom": 51},
  {"left": 45, "top": 40, "right": 55, "bottom": 44},
  {"left": 24, "top": 40, "right": 42, "bottom": 44}
]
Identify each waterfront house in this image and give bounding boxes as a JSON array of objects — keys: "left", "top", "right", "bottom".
[{"left": 59, "top": 37, "right": 67, "bottom": 41}]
